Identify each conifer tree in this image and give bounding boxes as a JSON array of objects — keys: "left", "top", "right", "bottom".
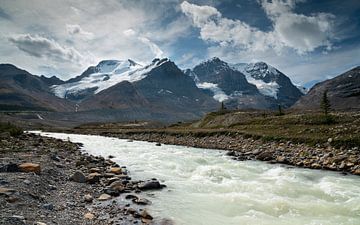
[{"left": 320, "top": 90, "right": 331, "bottom": 116}]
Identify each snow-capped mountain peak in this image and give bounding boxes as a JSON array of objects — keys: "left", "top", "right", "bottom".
[{"left": 51, "top": 58, "right": 169, "bottom": 101}]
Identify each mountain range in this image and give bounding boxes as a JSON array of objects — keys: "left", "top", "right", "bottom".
[{"left": 0, "top": 57, "right": 358, "bottom": 123}]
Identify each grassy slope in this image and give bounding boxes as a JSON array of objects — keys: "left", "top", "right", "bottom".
[{"left": 187, "top": 110, "right": 360, "bottom": 148}]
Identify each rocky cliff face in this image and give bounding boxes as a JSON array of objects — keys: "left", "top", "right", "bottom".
[{"left": 293, "top": 66, "right": 360, "bottom": 110}]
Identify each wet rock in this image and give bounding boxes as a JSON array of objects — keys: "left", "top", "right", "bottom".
[
  {"left": 18, "top": 163, "right": 41, "bottom": 174},
  {"left": 98, "top": 193, "right": 111, "bottom": 201},
  {"left": 141, "top": 210, "right": 153, "bottom": 220},
  {"left": 353, "top": 169, "right": 360, "bottom": 175},
  {"left": 138, "top": 180, "right": 165, "bottom": 191},
  {"left": 156, "top": 143, "right": 161, "bottom": 146},
  {"left": 133, "top": 198, "right": 151, "bottom": 205},
  {"left": 256, "top": 151, "right": 273, "bottom": 161},
  {"left": 225, "top": 151, "right": 236, "bottom": 156},
  {"left": 70, "top": 171, "right": 86, "bottom": 183}
]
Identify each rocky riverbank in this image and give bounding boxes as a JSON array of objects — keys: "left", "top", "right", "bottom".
[
  {"left": 96, "top": 130, "right": 360, "bottom": 176},
  {"left": 0, "top": 132, "right": 170, "bottom": 225}
]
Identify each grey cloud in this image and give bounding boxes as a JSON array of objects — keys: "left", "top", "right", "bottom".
[
  {"left": 0, "top": 7, "right": 11, "bottom": 20},
  {"left": 8, "top": 34, "right": 84, "bottom": 63}
]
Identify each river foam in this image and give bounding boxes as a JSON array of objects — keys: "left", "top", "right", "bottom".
[{"left": 34, "top": 132, "right": 360, "bottom": 225}]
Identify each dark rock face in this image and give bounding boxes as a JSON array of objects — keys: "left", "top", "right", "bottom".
[
  {"left": 0, "top": 64, "right": 75, "bottom": 112},
  {"left": 293, "top": 66, "right": 360, "bottom": 110},
  {"left": 39, "top": 75, "right": 65, "bottom": 86},
  {"left": 192, "top": 58, "right": 259, "bottom": 95},
  {"left": 133, "top": 59, "right": 217, "bottom": 115}
]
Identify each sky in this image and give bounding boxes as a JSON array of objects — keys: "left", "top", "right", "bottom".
[{"left": 0, "top": 0, "right": 359, "bottom": 85}]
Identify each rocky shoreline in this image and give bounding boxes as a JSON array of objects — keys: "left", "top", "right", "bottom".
[
  {"left": 96, "top": 130, "right": 360, "bottom": 176},
  {"left": 0, "top": 132, "right": 171, "bottom": 225}
]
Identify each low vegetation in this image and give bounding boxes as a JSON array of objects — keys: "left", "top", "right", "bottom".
[
  {"left": 0, "top": 122, "right": 23, "bottom": 136},
  {"left": 191, "top": 110, "right": 360, "bottom": 148}
]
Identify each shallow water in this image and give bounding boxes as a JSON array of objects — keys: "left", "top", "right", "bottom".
[{"left": 34, "top": 132, "right": 360, "bottom": 225}]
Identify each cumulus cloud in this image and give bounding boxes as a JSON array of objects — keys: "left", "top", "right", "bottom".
[
  {"left": 180, "top": 0, "right": 335, "bottom": 54},
  {"left": 66, "top": 24, "right": 94, "bottom": 39},
  {"left": 123, "top": 29, "right": 163, "bottom": 58},
  {"left": 8, "top": 34, "right": 85, "bottom": 64}
]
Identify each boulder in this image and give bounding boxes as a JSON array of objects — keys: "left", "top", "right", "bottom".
[
  {"left": 70, "top": 171, "right": 86, "bottom": 183},
  {"left": 138, "top": 180, "right": 166, "bottom": 191},
  {"left": 18, "top": 163, "right": 41, "bottom": 174}
]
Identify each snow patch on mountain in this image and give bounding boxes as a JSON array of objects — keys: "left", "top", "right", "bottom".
[
  {"left": 197, "top": 82, "right": 229, "bottom": 102},
  {"left": 231, "top": 62, "right": 280, "bottom": 99},
  {"left": 52, "top": 58, "right": 169, "bottom": 99}
]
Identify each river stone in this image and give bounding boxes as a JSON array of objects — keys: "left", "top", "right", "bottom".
[
  {"left": 98, "top": 193, "right": 111, "bottom": 201},
  {"left": 133, "top": 197, "right": 151, "bottom": 205},
  {"left": 70, "top": 171, "right": 86, "bottom": 183},
  {"left": 0, "top": 187, "right": 16, "bottom": 196},
  {"left": 109, "top": 181, "right": 125, "bottom": 191},
  {"left": 34, "top": 222, "right": 47, "bottom": 225},
  {"left": 19, "top": 163, "right": 41, "bottom": 174},
  {"left": 89, "top": 168, "right": 101, "bottom": 173},
  {"left": 87, "top": 172, "right": 101, "bottom": 184},
  {"left": 84, "top": 194, "right": 93, "bottom": 203},
  {"left": 141, "top": 210, "right": 153, "bottom": 220},
  {"left": 109, "top": 167, "right": 122, "bottom": 174},
  {"left": 353, "top": 169, "right": 360, "bottom": 175},
  {"left": 84, "top": 212, "right": 95, "bottom": 220},
  {"left": 256, "top": 151, "right": 273, "bottom": 161}
]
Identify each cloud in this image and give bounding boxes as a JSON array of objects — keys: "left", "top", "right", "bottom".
[
  {"left": 8, "top": 34, "right": 85, "bottom": 64},
  {"left": 180, "top": 0, "right": 336, "bottom": 54},
  {"left": 0, "top": 7, "right": 11, "bottom": 20},
  {"left": 66, "top": 24, "right": 94, "bottom": 39},
  {"left": 123, "top": 29, "right": 164, "bottom": 58}
]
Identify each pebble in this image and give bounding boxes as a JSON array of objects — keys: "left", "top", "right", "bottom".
[{"left": 84, "top": 212, "right": 95, "bottom": 220}]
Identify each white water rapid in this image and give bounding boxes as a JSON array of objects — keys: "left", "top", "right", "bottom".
[{"left": 34, "top": 132, "right": 360, "bottom": 225}]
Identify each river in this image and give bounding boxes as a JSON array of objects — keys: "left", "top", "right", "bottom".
[{"left": 34, "top": 132, "right": 360, "bottom": 225}]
